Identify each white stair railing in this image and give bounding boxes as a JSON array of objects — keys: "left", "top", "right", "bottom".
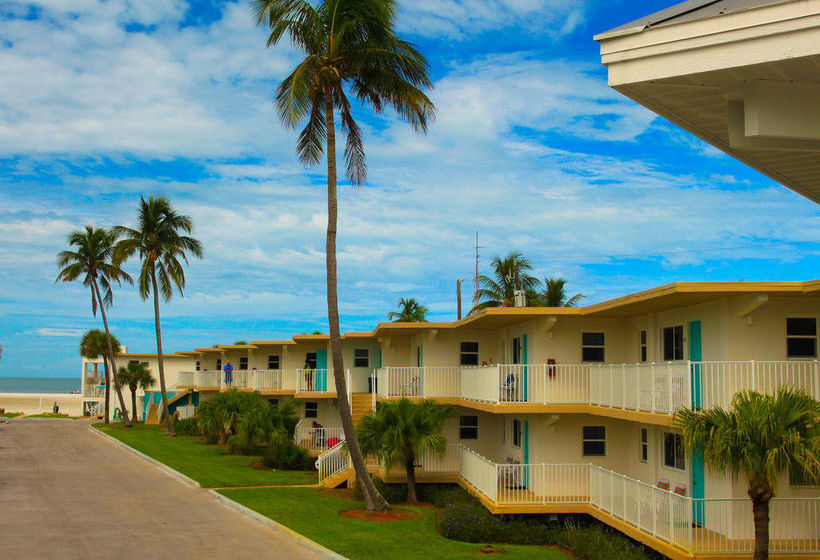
[{"left": 316, "top": 441, "right": 351, "bottom": 483}]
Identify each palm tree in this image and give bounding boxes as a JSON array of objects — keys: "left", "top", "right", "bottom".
[
  {"left": 57, "top": 226, "right": 132, "bottom": 425},
  {"left": 387, "top": 298, "right": 429, "bottom": 322},
  {"left": 112, "top": 195, "right": 203, "bottom": 436},
  {"left": 254, "top": 0, "right": 435, "bottom": 512},
  {"left": 115, "top": 362, "right": 155, "bottom": 424},
  {"left": 358, "top": 398, "right": 456, "bottom": 503},
  {"left": 471, "top": 251, "right": 541, "bottom": 313},
  {"left": 79, "top": 329, "right": 121, "bottom": 423},
  {"left": 536, "top": 277, "right": 584, "bottom": 307},
  {"left": 674, "top": 389, "right": 820, "bottom": 560}
]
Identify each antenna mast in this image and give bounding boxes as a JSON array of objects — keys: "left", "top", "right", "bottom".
[{"left": 473, "top": 231, "right": 484, "bottom": 302}]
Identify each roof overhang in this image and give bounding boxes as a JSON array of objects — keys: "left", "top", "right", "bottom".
[{"left": 596, "top": 0, "right": 820, "bottom": 202}]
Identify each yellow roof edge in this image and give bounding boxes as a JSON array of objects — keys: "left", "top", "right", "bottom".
[{"left": 249, "top": 340, "right": 297, "bottom": 346}]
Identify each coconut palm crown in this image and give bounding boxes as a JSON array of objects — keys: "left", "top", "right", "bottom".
[
  {"left": 387, "top": 297, "right": 429, "bottom": 322},
  {"left": 254, "top": 0, "right": 435, "bottom": 512},
  {"left": 112, "top": 195, "right": 203, "bottom": 436},
  {"left": 674, "top": 388, "right": 820, "bottom": 560},
  {"left": 57, "top": 226, "right": 132, "bottom": 424},
  {"left": 537, "top": 277, "right": 584, "bottom": 307},
  {"left": 471, "top": 251, "right": 541, "bottom": 313}
]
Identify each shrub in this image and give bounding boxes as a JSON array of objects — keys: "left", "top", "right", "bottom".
[
  {"left": 173, "top": 417, "right": 200, "bottom": 436},
  {"left": 436, "top": 487, "right": 659, "bottom": 560},
  {"left": 262, "top": 440, "right": 315, "bottom": 470}
]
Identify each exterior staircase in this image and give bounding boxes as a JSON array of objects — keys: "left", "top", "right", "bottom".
[{"left": 350, "top": 392, "right": 373, "bottom": 426}]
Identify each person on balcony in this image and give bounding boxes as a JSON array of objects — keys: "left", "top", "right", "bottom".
[
  {"left": 224, "top": 361, "right": 234, "bottom": 388},
  {"left": 303, "top": 359, "right": 313, "bottom": 391}
]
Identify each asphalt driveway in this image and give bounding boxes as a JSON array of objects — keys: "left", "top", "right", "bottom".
[{"left": 0, "top": 417, "right": 325, "bottom": 560}]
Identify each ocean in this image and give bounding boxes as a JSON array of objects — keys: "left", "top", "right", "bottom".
[{"left": 0, "top": 376, "right": 80, "bottom": 394}]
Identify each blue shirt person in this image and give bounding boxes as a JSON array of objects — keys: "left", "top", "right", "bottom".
[{"left": 224, "top": 362, "right": 234, "bottom": 387}]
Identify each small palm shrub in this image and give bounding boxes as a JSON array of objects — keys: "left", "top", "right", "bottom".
[
  {"left": 173, "top": 417, "right": 200, "bottom": 436},
  {"left": 262, "top": 439, "right": 315, "bottom": 470}
]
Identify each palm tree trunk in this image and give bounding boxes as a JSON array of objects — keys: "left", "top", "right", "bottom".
[
  {"left": 324, "top": 96, "right": 388, "bottom": 512},
  {"left": 749, "top": 480, "right": 773, "bottom": 560},
  {"left": 102, "top": 354, "right": 110, "bottom": 423},
  {"left": 406, "top": 456, "right": 418, "bottom": 504},
  {"left": 131, "top": 387, "right": 138, "bottom": 423},
  {"left": 150, "top": 267, "right": 174, "bottom": 436},
  {"left": 92, "top": 280, "right": 131, "bottom": 426}
]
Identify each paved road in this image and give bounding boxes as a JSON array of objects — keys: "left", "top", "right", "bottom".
[{"left": 0, "top": 418, "right": 325, "bottom": 560}]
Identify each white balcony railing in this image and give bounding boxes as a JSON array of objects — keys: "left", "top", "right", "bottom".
[
  {"left": 376, "top": 367, "right": 460, "bottom": 398},
  {"left": 221, "top": 369, "right": 251, "bottom": 389},
  {"left": 195, "top": 370, "right": 219, "bottom": 388},
  {"left": 378, "top": 361, "right": 820, "bottom": 415},
  {"left": 177, "top": 371, "right": 194, "bottom": 387},
  {"left": 296, "top": 368, "right": 331, "bottom": 393},
  {"left": 252, "top": 369, "right": 283, "bottom": 391},
  {"left": 294, "top": 420, "right": 344, "bottom": 454}
]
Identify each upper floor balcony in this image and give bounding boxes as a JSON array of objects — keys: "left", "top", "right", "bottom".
[
  {"left": 376, "top": 361, "right": 820, "bottom": 417},
  {"left": 176, "top": 368, "right": 351, "bottom": 398}
]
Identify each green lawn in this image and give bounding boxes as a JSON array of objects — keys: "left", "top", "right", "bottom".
[
  {"left": 220, "top": 487, "right": 572, "bottom": 560},
  {"left": 26, "top": 413, "right": 72, "bottom": 418},
  {"left": 0, "top": 412, "right": 23, "bottom": 417},
  {"left": 96, "top": 423, "right": 318, "bottom": 488}
]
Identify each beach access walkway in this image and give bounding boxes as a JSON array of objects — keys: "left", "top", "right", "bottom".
[{"left": 0, "top": 417, "right": 326, "bottom": 560}]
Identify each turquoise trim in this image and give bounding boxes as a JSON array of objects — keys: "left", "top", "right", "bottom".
[
  {"left": 688, "top": 320, "right": 705, "bottom": 524},
  {"left": 523, "top": 420, "right": 530, "bottom": 487},
  {"left": 522, "top": 334, "right": 528, "bottom": 402},
  {"left": 316, "top": 350, "right": 328, "bottom": 391}
]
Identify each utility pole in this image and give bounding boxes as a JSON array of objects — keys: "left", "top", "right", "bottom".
[
  {"left": 473, "top": 231, "right": 484, "bottom": 303},
  {"left": 456, "top": 279, "right": 464, "bottom": 320}
]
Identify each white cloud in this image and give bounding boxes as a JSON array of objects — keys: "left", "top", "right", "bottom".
[{"left": 34, "top": 327, "right": 85, "bottom": 337}]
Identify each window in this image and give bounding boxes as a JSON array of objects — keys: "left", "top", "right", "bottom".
[
  {"left": 663, "top": 432, "right": 685, "bottom": 470},
  {"left": 216, "top": 359, "right": 222, "bottom": 371},
  {"left": 195, "top": 360, "right": 201, "bottom": 371},
  {"left": 582, "top": 333, "right": 605, "bottom": 362},
  {"left": 354, "top": 348, "right": 369, "bottom": 368},
  {"left": 512, "top": 337, "right": 522, "bottom": 364},
  {"left": 305, "top": 352, "right": 317, "bottom": 369},
  {"left": 460, "top": 342, "right": 479, "bottom": 366},
  {"left": 663, "top": 325, "right": 684, "bottom": 361},
  {"left": 787, "top": 318, "right": 817, "bottom": 358},
  {"left": 416, "top": 345, "right": 422, "bottom": 367},
  {"left": 640, "top": 428, "right": 648, "bottom": 463},
  {"left": 267, "top": 398, "right": 279, "bottom": 407},
  {"left": 582, "top": 426, "right": 606, "bottom": 456},
  {"left": 512, "top": 419, "right": 522, "bottom": 448},
  {"left": 304, "top": 401, "right": 318, "bottom": 419},
  {"left": 640, "top": 330, "right": 647, "bottom": 362},
  {"left": 459, "top": 415, "right": 478, "bottom": 439},
  {"left": 239, "top": 357, "right": 248, "bottom": 370},
  {"left": 267, "top": 355, "right": 280, "bottom": 369}
]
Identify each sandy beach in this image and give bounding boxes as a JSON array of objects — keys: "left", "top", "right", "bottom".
[{"left": 0, "top": 393, "right": 84, "bottom": 416}]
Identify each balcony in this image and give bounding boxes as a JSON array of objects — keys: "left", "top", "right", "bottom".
[
  {"left": 318, "top": 443, "right": 820, "bottom": 558},
  {"left": 294, "top": 420, "right": 344, "bottom": 454},
  {"left": 376, "top": 361, "right": 820, "bottom": 417}
]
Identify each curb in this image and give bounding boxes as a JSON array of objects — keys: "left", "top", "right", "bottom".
[
  {"left": 89, "top": 426, "right": 200, "bottom": 488},
  {"left": 208, "top": 490, "right": 350, "bottom": 560}
]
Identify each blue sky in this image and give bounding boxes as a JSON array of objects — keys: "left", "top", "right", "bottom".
[{"left": 1, "top": 0, "right": 818, "bottom": 378}]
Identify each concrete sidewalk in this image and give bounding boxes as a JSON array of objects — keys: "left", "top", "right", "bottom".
[{"left": 0, "top": 417, "right": 325, "bottom": 560}]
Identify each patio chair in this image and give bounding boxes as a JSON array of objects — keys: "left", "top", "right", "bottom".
[
  {"left": 399, "top": 375, "right": 420, "bottom": 397},
  {"left": 500, "top": 373, "right": 518, "bottom": 402}
]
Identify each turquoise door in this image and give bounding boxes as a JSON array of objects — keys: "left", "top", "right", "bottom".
[
  {"left": 523, "top": 420, "right": 530, "bottom": 487},
  {"left": 316, "top": 349, "right": 328, "bottom": 391},
  {"left": 522, "top": 334, "right": 529, "bottom": 402},
  {"left": 689, "top": 320, "right": 705, "bottom": 524}
]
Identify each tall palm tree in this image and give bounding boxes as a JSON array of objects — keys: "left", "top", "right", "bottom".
[
  {"left": 57, "top": 226, "right": 132, "bottom": 425},
  {"left": 79, "top": 329, "right": 121, "bottom": 423},
  {"left": 537, "top": 277, "right": 584, "bottom": 307},
  {"left": 471, "top": 251, "right": 541, "bottom": 313},
  {"left": 115, "top": 361, "right": 155, "bottom": 424},
  {"left": 387, "top": 297, "right": 429, "bottom": 322},
  {"left": 112, "top": 195, "right": 203, "bottom": 436},
  {"left": 674, "top": 389, "right": 820, "bottom": 560},
  {"left": 254, "top": 0, "right": 435, "bottom": 512},
  {"left": 358, "top": 398, "right": 457, "bottom": 503}
]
